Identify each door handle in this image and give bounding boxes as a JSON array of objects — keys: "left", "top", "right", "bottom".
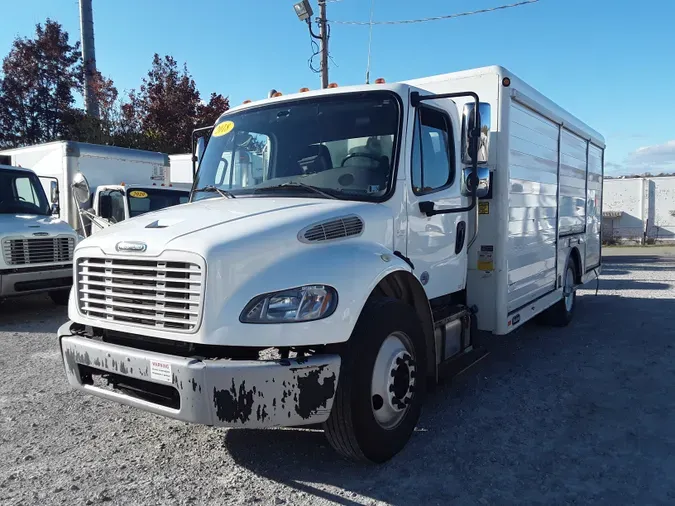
[{"left": 455, "top": 221, "right": 466, "bottom": 254}]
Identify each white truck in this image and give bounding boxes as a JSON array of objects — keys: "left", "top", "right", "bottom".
[
  {"left": 0, "top": 141, "right": 190, "bottom": 237},
  {"left": 0, "top": 164, "right": 78, "bottom": 306},
  {"left": 57, "top": 66, "right": 604, "bottom": 463}
]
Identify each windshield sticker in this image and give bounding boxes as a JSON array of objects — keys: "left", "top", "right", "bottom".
[
  {"left": 129, "top": 190, "right": 148, "bottom": 198},
  {"left": 212, "top": 120, "right": 235, "bottom": 137},
  {"left": 367, "top": 185, "right": 380, "bottom": 194}
]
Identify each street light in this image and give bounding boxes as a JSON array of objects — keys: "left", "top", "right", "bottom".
[{"left": 293, "top": 0, "right": 313, "bottom": 21}]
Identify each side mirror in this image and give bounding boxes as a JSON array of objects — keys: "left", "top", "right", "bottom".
[
  {"left": 98, "top": 194, "right": 112, "bottom": 220},
  {"left": 461, "top": 102, "right": 491, "bottom": 165},
  {"left": 461, "top": 166, "right": 490, "bottom": 198},
  {"left": 50, "top": 180, "right": 59, "bottom": 204},
  {"left": 196, "top": 137, "right": 206, "bottom": 165},
  {"left": 71, "top": 172, "right": 91, "bottom": 205}
]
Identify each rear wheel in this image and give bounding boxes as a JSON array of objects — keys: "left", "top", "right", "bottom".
[
  {"left": 324, "top": 298, "right": 427, "bottom": 463},
  {"left": 539, "top": 261, "right": 577, "bottom": 327},
  {"left": 49, "top": 289, "right": 70, "bottom": 306}
]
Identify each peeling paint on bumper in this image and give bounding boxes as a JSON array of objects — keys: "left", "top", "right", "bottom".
[{"left": 58, "top": 321, "right": 341, "bottom": 428}]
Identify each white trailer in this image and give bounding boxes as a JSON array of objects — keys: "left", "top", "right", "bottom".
[
  {"left": 0, "top": 141, "right": 189, "bottom": 236},
  {"left": 57, "top": 66, "right": 604, "bottom": 463},
  {"left": 168, "top": 153, "right": 194, "bottom": 191},
  {"left": 170, "top": 151, "right": 265, "bottom": 190}
]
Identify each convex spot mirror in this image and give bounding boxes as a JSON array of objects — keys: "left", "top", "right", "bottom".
[
  {"left": 72, "top": 172, "right": 91, "bottom": 205},
  {"left": 461, "top": 166, "right": 490, "bottom": 198}
]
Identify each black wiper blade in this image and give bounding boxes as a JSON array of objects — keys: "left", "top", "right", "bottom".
[
  {"left": 256, "top": 182, "right": 339, "bottom": 200},
  {"left": 194, "top": 185, "right": 236, "bottom": 199}
]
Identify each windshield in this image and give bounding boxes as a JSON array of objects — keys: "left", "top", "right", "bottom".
[
  {"left": 193, "top": 91, "right": 401, "bottom": 202},
  {"left": 127, "top": 188, "right": 190, "bottom": 218},
  {"left": 0, "top": 168, "right": 51, "bottom": 215}
]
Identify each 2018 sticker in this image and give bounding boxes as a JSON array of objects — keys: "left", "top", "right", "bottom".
[
  {"left": 129, "top": 190, "right": 148, "bottom": 198},
  {"left": 212, "top": 120, "right": 235, "bottom": 137},
  {"left": 479, "top": 201, "right": 489, "bottom": 215}
]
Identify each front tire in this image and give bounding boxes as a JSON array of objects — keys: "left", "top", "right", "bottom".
[{"left": 324, "top": 298, "right": 427, "bottom": 463}]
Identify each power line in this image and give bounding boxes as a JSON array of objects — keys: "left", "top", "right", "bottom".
[{"left": 328, "top": 0, "right": 539, "bottom": 25}]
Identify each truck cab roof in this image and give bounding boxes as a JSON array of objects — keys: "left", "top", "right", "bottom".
[{"left": 0, "top": 163, "right": 36, "bottom": 174}]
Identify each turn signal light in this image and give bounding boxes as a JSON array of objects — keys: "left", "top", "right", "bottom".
[
  {"left": 299, "top": 87, "right": 310, "bottom": 92},
  {"left": 327, "top": 82, "right": 338, "bottom": 88},
  {"left": 243, "top": 99, "right": 252, "bottom": 104},
  {"left": 374, "top": 78, "right": 386, "bottom": 84},
  {"left": 272, "top": 91, "right": 283, "bottom": 97}
]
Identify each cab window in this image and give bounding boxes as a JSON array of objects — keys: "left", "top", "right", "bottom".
[{"left": 411, "top": 107, "right": 455, "bottom": 195}]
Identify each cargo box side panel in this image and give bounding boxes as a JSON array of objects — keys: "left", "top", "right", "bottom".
[
  {"left": 585, "top": 144, "right": 603, "bottom": 269},
  {"left": 507, "top": 101, "right": 558, "bottom": 312},
  {"left": 559, "top": 129, "right": 588, "bottom": 236}
]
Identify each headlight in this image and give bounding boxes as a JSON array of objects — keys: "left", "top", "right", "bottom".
[{"left": 240, "top": 285, "right": 338, "bottom": 323}]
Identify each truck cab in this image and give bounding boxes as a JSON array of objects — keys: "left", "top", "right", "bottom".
[
  {"left": 58, "top": 67, "right": 604, "bottom": 463},
  {"left": 0, "top": 164, "right": 77, "bottom": 305}
]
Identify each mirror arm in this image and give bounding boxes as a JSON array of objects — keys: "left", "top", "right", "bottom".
[{"left": 412, "top": 91, "right": 481, "bottom": 217}]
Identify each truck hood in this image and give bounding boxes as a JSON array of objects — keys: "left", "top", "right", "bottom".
[
  {"left": 77, "top": 196, "right": 393, "bottom": 257},
  {"left": 0, "top": 213, "right": 76, "bottom": 238}
]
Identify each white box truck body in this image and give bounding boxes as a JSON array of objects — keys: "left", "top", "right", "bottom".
[
  {"left": 57, "top": 66, "right": 604, "bottom": 462},
  {"left": 0, "top": 164, "right": 78, "bottom": 305},
  {"left": 0, "top": 142, "right": 189, "bottom": 236}
]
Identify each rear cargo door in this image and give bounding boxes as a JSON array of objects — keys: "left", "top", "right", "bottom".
[{"left": 507, "top": 101, "right": 559, "bottom": 311}]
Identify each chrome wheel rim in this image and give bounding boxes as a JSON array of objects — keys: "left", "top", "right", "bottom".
[
  {"left": 371, "top": 331, "right": 416, "bottom": 430},
  {"left": 564, "top": 267, "right": 575, "bottom": 312}
]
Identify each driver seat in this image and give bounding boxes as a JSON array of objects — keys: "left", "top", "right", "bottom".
[{"left": 296, "top": 144, "right": 333, "bottom": 175}]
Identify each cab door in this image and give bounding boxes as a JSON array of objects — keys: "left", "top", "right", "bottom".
[{"left": 405, "top": 99, "right": 468, "bottom": 299}]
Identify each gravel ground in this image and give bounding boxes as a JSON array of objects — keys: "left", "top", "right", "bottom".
[{"left": 2, "top": 249, "right": 675, "bottom": 505}]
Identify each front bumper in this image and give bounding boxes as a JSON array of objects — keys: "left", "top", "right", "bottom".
[
  {"left": 0, "top": 265, "right": 72, "bottom": 297},
  {"left": 58, "top": 321, "right": 341, "bottom": 428}
]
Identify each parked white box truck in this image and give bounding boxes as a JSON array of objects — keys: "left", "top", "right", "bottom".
[
  {"left": 58, "top": 66, "right": 604, "bottom": 462},
  {"left": 0, "top": 164, "right": 78, "bottom": 305},
  {"left": 0, "top": 141, "right": 190, "bottom": 237}
]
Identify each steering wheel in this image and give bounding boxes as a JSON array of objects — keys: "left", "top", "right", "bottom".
[{"left": 340, "top": 152, "right": 382, "bottom": 167}]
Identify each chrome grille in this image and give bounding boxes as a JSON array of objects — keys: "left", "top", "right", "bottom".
[
  {"left": 77, "top": 257, "right": 203, "bottom": 332},
  {"left": 302, "top": 216, "right": 364, "bottom": 242},
  {"left": 2, "top": 237, "right": 75, "bottom": 265}
]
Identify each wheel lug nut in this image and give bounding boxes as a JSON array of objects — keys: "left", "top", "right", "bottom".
[
  {"left": 395, "top": 357, "right": 403, "bottom": 365},
  {"left": 389, "top": 384, "right": 395, "bottom": 392}
]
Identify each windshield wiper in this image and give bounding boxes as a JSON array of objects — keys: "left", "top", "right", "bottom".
[
  {"left": 256, "top": 182, "right": 339, "bottom": 200},
  {"left": 193, "top": 185, "right": 236, "bottom": 199}
]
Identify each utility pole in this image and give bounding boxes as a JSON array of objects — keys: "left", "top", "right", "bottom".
[
  {"left": 79, "top": 0, "right": 100, "bottom": 119},
  {"left": 293, "top": 0, "right": 329, "bottom": 88},
  {"left": 319, "top": 1, "right": 329, "bottom": 89}
]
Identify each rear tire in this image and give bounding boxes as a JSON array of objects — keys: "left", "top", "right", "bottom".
[
  {"left": 323, "top": 298, "right": 427, "bottom": 463},
  {"left": 49, "top": 289, "right": 70, "bottom": 306},
  {"left": 539, "top": 261, "right": 577, "bottom": 327}
]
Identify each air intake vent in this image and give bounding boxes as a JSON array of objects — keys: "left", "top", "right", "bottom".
[{"left": 300, "top": 215, "right": 364, "bottom": 243}]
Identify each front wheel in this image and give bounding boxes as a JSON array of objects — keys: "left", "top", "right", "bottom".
[{"left": 323, "top": 298, "right": 427, "bottom": 463}]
